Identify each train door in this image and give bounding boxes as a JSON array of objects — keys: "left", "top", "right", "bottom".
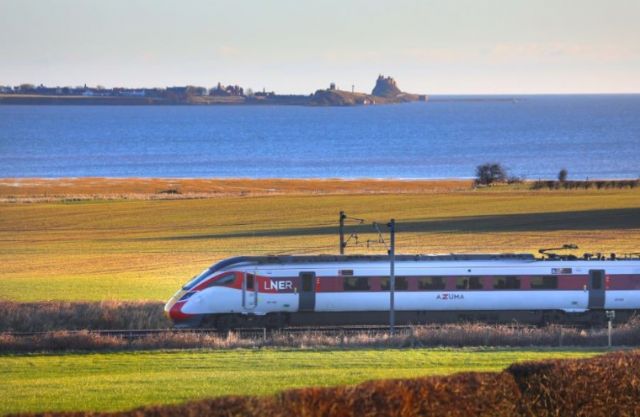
[
  {"left": 588, "top": 270, "right": 605, "bottom": 309},
  {"left": 298, "top": 272, "right": 316, "bottom": 312},
  {"left": 243, "top": 272, "right": 257, "bottom": 310}
]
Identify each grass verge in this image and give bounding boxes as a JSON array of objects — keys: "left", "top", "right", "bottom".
[{"left": 0, "top": 348, "right": 602, "bottom": 415}]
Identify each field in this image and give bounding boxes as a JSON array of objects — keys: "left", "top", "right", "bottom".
[
  {"left": 0, "top": 347, "right": 603, "bottom": 415},
  {"left": 0, "top": 179, "right": 638, "bottom": 416},
  {"left": 0, "top": 178, "right": 638, "bottom": 302}
]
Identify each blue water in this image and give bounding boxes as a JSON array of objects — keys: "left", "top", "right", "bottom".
[{"left": 0, "top": 95, "right": 639, "bottom": 179}]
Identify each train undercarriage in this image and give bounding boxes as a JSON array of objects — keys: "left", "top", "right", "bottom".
[{"left": 184, "top": 309, "right": 639, "bottom": 330}]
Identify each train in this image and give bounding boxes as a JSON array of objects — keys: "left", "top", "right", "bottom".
[{"left": 164, "top": 253, "right": 640, "bottom": 328}]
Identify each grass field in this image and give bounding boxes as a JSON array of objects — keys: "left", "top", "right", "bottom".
[
  {"left": 1, "top": 179, "right": 639, "bottom": 301},
  {"left": 0, "top": 347, "right": 604, "bottom": 415}
]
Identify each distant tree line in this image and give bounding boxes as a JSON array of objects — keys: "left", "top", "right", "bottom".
[
  {"left": 474, "top": 163, "right": 638, "bottom": 189},
  {"left": 531, "top": 178, "right": 639, "bottom": 190}
]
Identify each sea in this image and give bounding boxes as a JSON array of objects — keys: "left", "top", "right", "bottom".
[{"left": 0, "top": 95, "right": 639, "bottom": 179}]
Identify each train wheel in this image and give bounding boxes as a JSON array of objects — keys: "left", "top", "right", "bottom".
[
  {"left": 264, "top": 313, "right": 288, "bottom": 329},
  {"left": 215, "top": 314, "right": 244, "bottom": 331},
  {"left": 589, "top": 310, "right": 607, "bottom": 326},
  {"left": 541, "top": 310, "right": 565, "bottom": 326},
  {"left": 199, "top": 315, "right": 218, "bottom": 329}
]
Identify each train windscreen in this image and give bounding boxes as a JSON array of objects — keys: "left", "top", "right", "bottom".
[{"left": 182, "top": 267, "right": 214, "bottom": 290}]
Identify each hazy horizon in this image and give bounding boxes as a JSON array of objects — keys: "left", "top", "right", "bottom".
[{"left": 1, "top": 0, "right": 639, "bottom": 94}]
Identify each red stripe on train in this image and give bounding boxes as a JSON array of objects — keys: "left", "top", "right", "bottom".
[{"left": 168, "top": 301, "right": 195, "bottom": 321}]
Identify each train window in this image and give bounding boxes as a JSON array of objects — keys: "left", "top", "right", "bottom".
[
  {"left": 455, "top": 276, "right": 482, "bottom": 290},
  {"left": 469, "top": 277, "right": 482, "bottom": 289},
  {"left": 206, "top": 274, "right": 235, "bottom": 288},
  {"left": 245, "top": 273, "right": 255, "bottom": 290},
  {"left": 493, "top": 276, "right": 521, "bottom": 290},
  {"left": 530, "top": 275, "right": 558, "bottom": 289},
  {"left": 344, "top": 276, "right": 370, "bottom": 291},
  {"left": 417, "top": 276, "right": 446, "bottom": 290},
  {"left": 380, "top": 276, "right": 408, "bottom": 291},
  {"left": 455, "top": 277, "right": 468, "bottom": 290}
]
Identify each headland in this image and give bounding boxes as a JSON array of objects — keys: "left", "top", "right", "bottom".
[{"left": 0, "top": 75, "right": 427, "bottom": 106}]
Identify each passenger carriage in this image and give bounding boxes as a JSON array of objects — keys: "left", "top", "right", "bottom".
[{"left": 164, "top": 254, "right": 640, "bottom": 328}]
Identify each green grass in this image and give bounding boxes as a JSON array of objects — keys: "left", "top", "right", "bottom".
[
  {"left": 1, "top": 189, "right": 639, "bottom": 301},
  {"left": 0, "top": 348, "right": 604, "bottom": 415}
]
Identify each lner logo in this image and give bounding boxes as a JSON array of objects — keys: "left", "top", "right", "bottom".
[{"left": 264, "top": 280, "right": 294, "bottom": 291}]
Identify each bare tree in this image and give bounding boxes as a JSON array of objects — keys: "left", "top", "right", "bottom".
[{"left": 475, "top": 163, "right": 507, "bottom": 186}]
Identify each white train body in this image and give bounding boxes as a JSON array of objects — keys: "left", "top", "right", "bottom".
[{"left": 164, "top": 254, "right": 640, "bottom": 327}]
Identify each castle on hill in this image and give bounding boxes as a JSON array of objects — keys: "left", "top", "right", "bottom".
[{"left": 371, "top": 75, "right": 402, "bottom": 98}]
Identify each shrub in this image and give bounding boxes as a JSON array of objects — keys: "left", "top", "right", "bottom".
[
  {"left": 475, "top": 163, "right": 507, "bottom": 186},
  {"left": 558, "top": 169, "right": 568, "bottom": 182},
  {"left": 273, "top": 371, "right": 520, "bottom": 417},
  {"left": 507, "top": 175, "right": 524, "bottom": 185},
  {"left": 529, "top": 178, "right": 640, "bottom": 190},
  {"left": 508, "top": 350, "right": 640, "bottom": 417}
]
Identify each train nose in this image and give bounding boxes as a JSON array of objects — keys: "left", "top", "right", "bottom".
[
  {"left": 164, "top": 289, "right": 201, "bottom": 327},
  {"left": 164, "top": 289, "right": 186, "bottom": 319}
]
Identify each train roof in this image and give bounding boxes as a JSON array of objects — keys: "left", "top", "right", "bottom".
[
  {"left": 213, "top": 253, "right": 640, "bottom": 271},
  {"left": 208, "top": 253, "right": 638, "bottom": 273},
  {"left": 200, "top": 254, "right": 530, "bottom": 275},
  {"left": 182, "top": 253, "right": 640, "bottom": 290},
  {"left": 215, "top": 253, "right": 528, "bottom": 270}
]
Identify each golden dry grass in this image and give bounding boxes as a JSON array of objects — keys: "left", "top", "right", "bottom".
[
  {"left": 3, "top": 320, "right": 639, "bottom": 351},
  {"left": 0, "top": 178, "right": 638, "bottom": 301},
  {"left": 0, "top": 177, "right": 472, "bottom": 201}
]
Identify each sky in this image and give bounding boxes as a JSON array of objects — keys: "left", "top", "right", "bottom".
[{"left": 1, "top": 0, "right": 639, "bottom": 94}]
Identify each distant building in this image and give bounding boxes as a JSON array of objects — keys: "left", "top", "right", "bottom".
[
  {"left": 120, "top": 90, "right": 146, "bottom": 97},
  {"left": 167, "top": 86, "right": 188, "bottom": 95},
  {"left": 210, "top": 82, "right": 244, "bottom": 97},
  {"left": 329, "top": 82, "right": 336, "bottom": 90},
  {"left": 186, "top": 86, "right": 208, "bottom": 96}
]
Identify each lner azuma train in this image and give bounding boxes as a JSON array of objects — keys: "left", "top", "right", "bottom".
[{"left": 164, "top": 253, "right": 640, "bottom": 328}]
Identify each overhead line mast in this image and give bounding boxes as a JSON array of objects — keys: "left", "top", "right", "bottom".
[{"left": 339, "top": 211, "right": 397, "bottom": 335}]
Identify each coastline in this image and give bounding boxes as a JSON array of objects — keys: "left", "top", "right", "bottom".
[
  {"left": 0, "top": 177, "right": 474, "bottom": 201},
  {"left": 1, "top": 177, "right": 638, "bottom": 202},
  {"left": 0, "top": 91, "right": 425, "bottom": 107}
]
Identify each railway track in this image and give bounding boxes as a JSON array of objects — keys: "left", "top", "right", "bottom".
[{"left": 4, "top": 323, "right": 565, "bottom": 340}]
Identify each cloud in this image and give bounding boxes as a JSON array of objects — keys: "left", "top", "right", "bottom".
[
  {"left": 487, "top": 42, "right": 640, "bottom": 63},
  {"left": 401, "top": 47, "right": 481, "bottom": 64}
]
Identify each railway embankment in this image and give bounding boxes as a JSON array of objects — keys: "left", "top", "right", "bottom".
[
  {"left": 2, "top": 323, "right": 639, "bottom": 353},
  {"left": 1, "top": 300, "right": 639, "bottom": 353}
]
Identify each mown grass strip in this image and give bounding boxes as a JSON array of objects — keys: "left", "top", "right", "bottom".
[{"left": 0, "top": 348, "right": 603, "bottom": 415}]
